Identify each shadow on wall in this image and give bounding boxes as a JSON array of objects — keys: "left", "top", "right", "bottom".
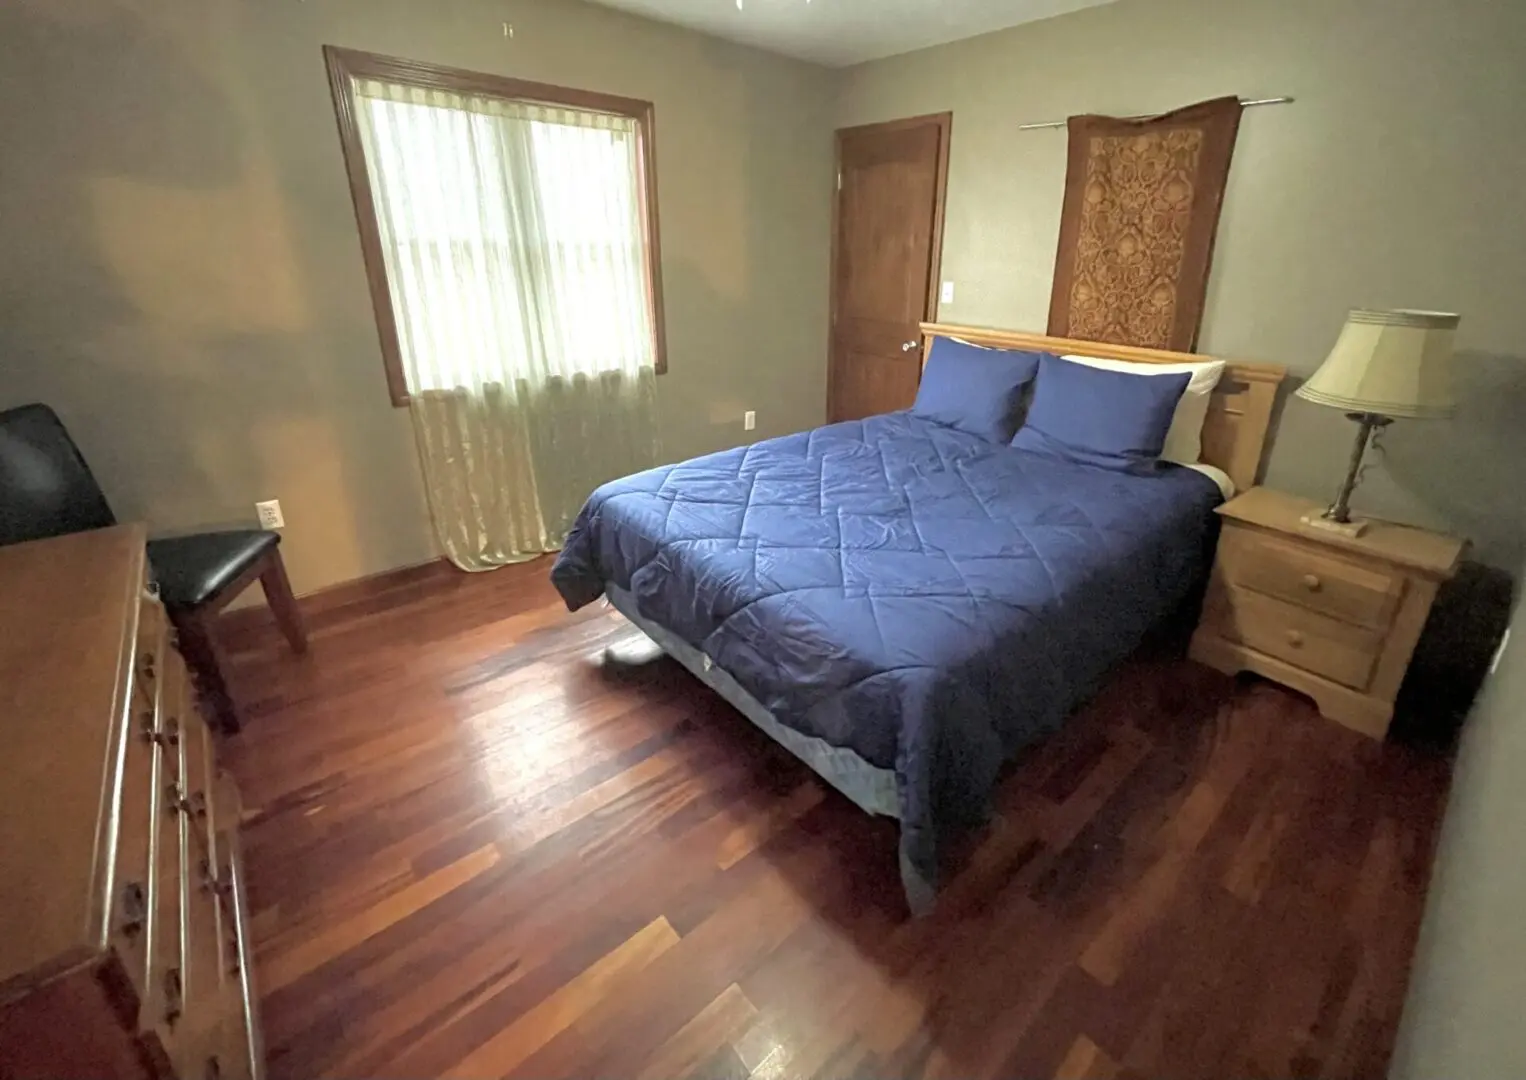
[
  {"left": 0, "top": 0, "right": 241, "bottom": 520},
  {"left": 656, "top": 258, "right": 825, "bottom": 462},
  {"left": 1270, "top": 348, "right": 1526, "bottom": 573},
  {"left": 1383, "top": 349, "right": 1526, "bottom": 573},
  {"left": 0, "top": 0, "right": 435, "bottom": 588},
  {"left": 1386, "top": 350, "right": 1524, "bottom": 744},
  {"left": 640, "top": 39, "right": 832, "bottom": 461}
]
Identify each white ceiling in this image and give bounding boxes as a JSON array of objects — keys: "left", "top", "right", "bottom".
[{"left": 586, "top": 0, "right": 1116, "bottom": 67}]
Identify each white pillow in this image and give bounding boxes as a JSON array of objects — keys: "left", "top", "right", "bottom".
[{"left": 1059, "top": 354, "right": 1226, "bottom": 465}]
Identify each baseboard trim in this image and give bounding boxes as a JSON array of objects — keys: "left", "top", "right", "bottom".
[{"left": 219, "top": 556, "right": 457, "bottom": 650}]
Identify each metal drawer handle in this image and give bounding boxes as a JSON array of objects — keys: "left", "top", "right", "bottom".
[
  {"left": 1302, "top": 574, "right": 1322, "bottom": 592},
  {"left": 901, "top": 340, "right": 920, "bottom": 352},
  {"left": 1286, "top": 629, "right": 1305, "bottom": 647},
  {"left": 166, "top": 783, "right": 190, "bottom": 815},
  {"left": 144, "top": 716, "right": 179, "bottom": 749},
  {"left": 138, "top": 709, "right": 157, "bottom": 744},
  {"left": 227, "top": 924, "right": 243, "bottom": 976},
  {"left": 164, "top": 966, "right": 183, "bottom": 1025},
  {"left": 120, "top": 881, "right": 147, "bottom": 938},
  {"left": 199, "top": 855, "right": 221, "bottom": 894}
]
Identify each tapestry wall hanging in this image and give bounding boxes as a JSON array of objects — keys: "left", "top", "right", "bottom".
[{"left": 1047, "top": 96, "right": 1243, "bottom": 352}]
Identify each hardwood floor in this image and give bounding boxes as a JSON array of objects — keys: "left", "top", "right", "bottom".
[{"left": 221, "top": 560, "right": 1452, "bottom": 1080}]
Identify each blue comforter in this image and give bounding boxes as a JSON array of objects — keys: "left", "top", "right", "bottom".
[{"left": 552, "top": 412, "right": 1221, "bottom": 901}]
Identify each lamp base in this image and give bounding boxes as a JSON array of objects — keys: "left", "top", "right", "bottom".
[{"left": 1300, "top": 511, "right": 1370, "bottom": 539}]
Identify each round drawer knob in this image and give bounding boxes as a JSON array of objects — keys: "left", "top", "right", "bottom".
[
  {"left": 1286, "top": 629, "right": 1305, "bottom": 647},
  {"left": 1302, "top": 574, "right": 1322, "bottom": 592}
]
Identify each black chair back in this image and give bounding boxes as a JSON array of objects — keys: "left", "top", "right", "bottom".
[{"left": 0, "top": 404, "right": 116, "bottom": 547}]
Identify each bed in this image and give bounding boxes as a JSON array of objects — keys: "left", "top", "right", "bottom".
[{"left": 552, "top": 323, "right": 1285, "bottom": 911}]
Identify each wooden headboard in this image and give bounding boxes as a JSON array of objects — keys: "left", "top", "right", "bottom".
[{"left": 919, "top": 322, "right": 1286, "bottom": 493}]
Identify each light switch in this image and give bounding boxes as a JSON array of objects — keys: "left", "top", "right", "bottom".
[{"left": 940, "top": 281, "right": 955, "bottom": 304}]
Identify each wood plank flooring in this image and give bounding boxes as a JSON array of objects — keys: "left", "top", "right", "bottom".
[{"left": 221, "top": 559, "right": 1452, "bottom": 1080}]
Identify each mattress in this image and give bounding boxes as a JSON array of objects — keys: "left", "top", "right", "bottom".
[{"left": 552, "top": 411, "right": 1222, "bottom": 909}]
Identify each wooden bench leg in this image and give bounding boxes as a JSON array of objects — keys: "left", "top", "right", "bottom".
[
  {"left": 171, "top": 608, "right": 241, "bottom": 734},
  {"left": 259, "top": 547, "right": 309, "bottom": 655}
]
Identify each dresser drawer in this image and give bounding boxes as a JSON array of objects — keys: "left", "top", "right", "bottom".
[
  {"left": 123, "top": 655, "right": 191, "bottom": 1078},
  {"left": 1217, "top": 528, "right": 1402, "bottom": 629},
  {"left": 212, "top": 816, "right": 261, "bottom": 1080},
  {"left": 183, "top": 824, "right": 228, "bottom": 999},
  {"left": 210, "top": 780, "right": 247, "bottom": 988},
  {"left": 108, "top": 698, "right": 162, "bottom": 1019},
  {"left": 178, "top": 696, "right": 218, "bottom": 852},
  {"left": 133, "top": 595, "right": 167, "bottom": 714},
  {"left": 111, "top": 590, "right": 176, "bottom": 1031},
  {"left": 1207, "top": 585, "right": 1383, "bottom": 690},
  {"left": 169, "top": 825, "right": 233, "bottom": 1080},
  {"left": 141, "top": 789, "right": 186, "bottom": 1066}
]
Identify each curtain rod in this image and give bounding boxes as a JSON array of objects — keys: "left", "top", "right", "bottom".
[{"left": 1017, "top": 96, "right": 1294, "bottom": 131}]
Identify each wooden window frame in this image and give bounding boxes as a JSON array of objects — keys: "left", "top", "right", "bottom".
[{"left": 323, "top": 45, "right": 669, "bottom": 407}]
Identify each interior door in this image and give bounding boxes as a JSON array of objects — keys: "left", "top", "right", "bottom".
[{"left": 828, "top": 114, "right": 951, "bottom": 423}]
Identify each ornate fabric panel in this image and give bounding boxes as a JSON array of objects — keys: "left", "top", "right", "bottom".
[{"left": 1048, "top": 97, "right": 1243, "bottom": 352}]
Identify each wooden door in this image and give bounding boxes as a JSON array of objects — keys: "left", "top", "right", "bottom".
[{"left": 828, "top": 113, "right": 951, "bottom": 423}]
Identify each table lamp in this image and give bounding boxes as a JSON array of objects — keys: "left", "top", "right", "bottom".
[{"left": 1295, "top": 309, "right": 1458, "bottom": 537}]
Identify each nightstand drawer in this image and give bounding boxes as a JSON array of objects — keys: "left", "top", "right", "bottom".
[
  {"left": 1208, "top": 585, "right": 1382, "bottom": 690},
  {"left": 1218, "top": 529, "right": 1401, "bottom": 629}
]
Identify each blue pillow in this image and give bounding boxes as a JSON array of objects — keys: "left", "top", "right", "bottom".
[
  {"left": 911, "top": 337, "right": 1045, "bottom": 443},
  {"left": 1011, "top": 354, "right": 1191, "bottom": 472}
]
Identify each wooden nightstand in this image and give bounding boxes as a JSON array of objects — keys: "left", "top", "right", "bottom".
[{"left": 1189, "top": 487, "right": 1466, "bottom": 739}]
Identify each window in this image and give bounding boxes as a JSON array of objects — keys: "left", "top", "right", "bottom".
[{"left": 324, "top": 47, "right": 667, "bottom": 405}]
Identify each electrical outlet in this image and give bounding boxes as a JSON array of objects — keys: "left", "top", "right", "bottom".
[
  {"left": 744, "top": 410, "right": 757, "bottom": 432},
  {"left": 941, "top": 281, "right": 955, "bottom": 304},
  {"left": 255, "top": 499, "right": 285, "bottom": 530}
]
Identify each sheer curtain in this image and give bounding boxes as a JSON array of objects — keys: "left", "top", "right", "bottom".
[{"left": 354, "top": 79, "right": 659, "bottom": 570}]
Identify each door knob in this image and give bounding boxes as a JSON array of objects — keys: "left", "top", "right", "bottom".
[{"left": 901, "top": 340, "right": 920, "bottom": 352}]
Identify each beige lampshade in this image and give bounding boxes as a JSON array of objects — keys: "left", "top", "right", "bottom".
[{"left": 1295, "top": 309, "right": 1459, "bottom": 419}]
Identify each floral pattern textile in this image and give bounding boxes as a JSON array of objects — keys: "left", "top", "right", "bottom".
[{"left": 1048, "top": 97, "right": 1242, "bottom": 353}]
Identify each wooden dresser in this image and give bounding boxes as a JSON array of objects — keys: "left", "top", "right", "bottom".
[
  {"left": 0, "top": 526, "right": 264, "bottom": 1080},
  {"left": 1191, "top": 487, "right": 1466, "bottom": 739}
]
